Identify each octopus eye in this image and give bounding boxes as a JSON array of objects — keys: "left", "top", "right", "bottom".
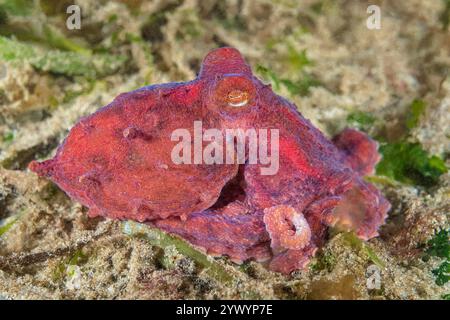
[
  {"left": 227, "top": 90, "right": 249, "bottom": 107},
  {"left": 210, "top": 74, "right": 256, "bottom": 111}
]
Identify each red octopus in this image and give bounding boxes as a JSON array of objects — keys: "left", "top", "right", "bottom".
[{"left": 29, "top": 47, "right": 390, "bottom": 274}]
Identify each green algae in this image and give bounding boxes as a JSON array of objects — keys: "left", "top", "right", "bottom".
[
  {"left": 342, "top": 232, "right": 385, "bottom": 269},
  {"left": 0, "top": 209, "right": 26, "bottom": 238},
  {"left": 122, "top": 221, "right": 236, "bottom": 285},
  {"left": 0, "top": 36, "right": 127, "bottom": 78},
  {"left": 376, "top": 142, "right": 447, "bottom": 188}
]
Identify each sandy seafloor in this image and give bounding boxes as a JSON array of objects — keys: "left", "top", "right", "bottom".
[{"left": 0, "top": 0, "right": 449, "bottom": 299}]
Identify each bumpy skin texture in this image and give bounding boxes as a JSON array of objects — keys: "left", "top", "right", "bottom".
[{"left": 29, "top": 47, "right": 390, "bottom": 274}]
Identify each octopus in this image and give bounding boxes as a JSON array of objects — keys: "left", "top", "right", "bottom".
[{"left": 29, "top": 47, "right": 390, "bottom": 274}]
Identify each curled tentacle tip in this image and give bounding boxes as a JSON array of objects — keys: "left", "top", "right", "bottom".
[{"left": 263, "top": 205, "right": 311, "bottom": 252}]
